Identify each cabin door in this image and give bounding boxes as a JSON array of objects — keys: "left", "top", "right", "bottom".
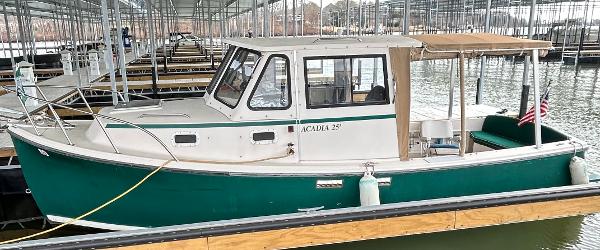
[{"left": 296, "top": 49, "right": 399, "bottom": 161}]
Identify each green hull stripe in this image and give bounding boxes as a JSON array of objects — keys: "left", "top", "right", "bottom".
[{"left": 105, "top": 114, "right": 396, "bottom": 129}]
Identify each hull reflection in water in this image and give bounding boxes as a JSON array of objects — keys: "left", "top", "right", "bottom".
[{"left": 303, "top": 216, "right": 585, "bottom": 250}]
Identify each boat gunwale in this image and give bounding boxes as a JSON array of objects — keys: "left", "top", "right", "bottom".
[{"left": 7, "top": 125, "right": 588, "bottom": 177}]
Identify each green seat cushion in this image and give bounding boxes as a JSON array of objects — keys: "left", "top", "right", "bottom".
[
  {"left": 478, "top": 115, "right": 569, "bottom": 146},
  {"left": 471, "top": 131, "right": 526, "bottom": 149}
]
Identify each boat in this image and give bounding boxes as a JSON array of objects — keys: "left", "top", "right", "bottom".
[{"left": 5, "top": 33, "right": 596, "bottom": 230}]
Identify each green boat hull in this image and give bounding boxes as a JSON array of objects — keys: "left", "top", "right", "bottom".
[{"left": 11, "top": 136, "right": 575, "bottom": 228}]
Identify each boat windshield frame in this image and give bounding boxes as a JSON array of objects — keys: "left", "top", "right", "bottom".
[
  {"left": 206, "top": 45, "right": 237, "bottom": 95},
  {"left": 214, "top": 48, "right": 262, "bottom": 108}
]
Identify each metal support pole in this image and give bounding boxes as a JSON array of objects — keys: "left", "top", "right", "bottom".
[
  {"left": 448, "top": 58, "right": 455, "bottom": 118},
  {"left": 532, "top": 49, "right": 542, "bottom": 148},
  {"left": 159, "top": 0, "right": 168, "bottom": 73},
  {"left": 263, "top": 0, "right": 270, "bottom": 37},
  {"left": 146, "top": 0, "right": 159, "bottom": 98},
  {"left": 375, "top": 0, "right": 380, "bottom": 35},
  {"left": 476, "top": 0, "right": 492, "bottom": 104},
  {"left": 252, "top": 0, "right": 258, "bottom": 36},
  {"left": 101, "top": 0, "right": 119, "bottom": 105},
  {"left": 319, "top": 0, "right": 323, "bottom": 36},
  {"left": 293, "top": 0, "right": 297, "bottom": 36},
  {"left": 403, "top": 0, "right": 410, "bottom": 35},
  {"left": 519, "top": 0, "right": 536, "bottom": 118},
  {"left": 284, "top": 0, "right": 288, "bottom": 36},
  {"left": 115, "top": 0, "right": 130, "bottom": 102},
  {"left": 459, "top": 53, "right": 466, "bottom": 157},
  {"left": 14, "top": 0, "right": 28, "bottom": 61},
  {"left": 208, "top": 0, "right": 214, "bottom": 55},
  {"left": 346, "top": 0, "right": 350, "bottom": 35},
  {"left": 67, "top": 0, "right": 82, "bottom": 88}
]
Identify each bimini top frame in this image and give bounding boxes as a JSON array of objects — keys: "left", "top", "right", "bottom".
[
  {"left": 408, "top": 33, "right": 552, "bottom": 60},
  {"left": 390, "top": 33, "right": 552, "bottom": 160}
]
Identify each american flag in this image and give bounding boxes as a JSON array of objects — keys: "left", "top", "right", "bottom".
[{"left": 518, "top": 87, "right": 550, "bottom": 127}]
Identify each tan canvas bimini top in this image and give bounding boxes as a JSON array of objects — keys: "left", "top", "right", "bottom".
[{"left": 408, "top": 33, "right": 552, "bottom": 60}]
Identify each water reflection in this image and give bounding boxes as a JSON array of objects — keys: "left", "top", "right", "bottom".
[{"left": 303, "top": 216, "right": 585, "bottom": 250}]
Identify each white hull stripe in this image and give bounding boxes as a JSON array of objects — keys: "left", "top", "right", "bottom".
[{"left": 46, "top": 215, "right": 146, "bottom": 231}]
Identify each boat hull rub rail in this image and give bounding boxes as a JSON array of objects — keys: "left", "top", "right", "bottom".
[{"left": 3, "top": 183, "right": 600, "bottom": 250}]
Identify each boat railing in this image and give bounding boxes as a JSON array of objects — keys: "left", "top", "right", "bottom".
[{"left": 0, "top": 85, "right": 180, "bottom": 162}]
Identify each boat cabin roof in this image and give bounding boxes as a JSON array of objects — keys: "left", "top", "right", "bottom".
[
  {"left": 224, "top": 33, "right": 552, "bottom": 59},
  {"left": 223, "top": 36, "right": 423, "bottom": 52}
]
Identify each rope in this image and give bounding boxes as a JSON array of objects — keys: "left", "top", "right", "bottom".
[
  {"left": 0, "top": 159, "right": 172, "bottom": 245},
  {"left": 0, "top": 148, "right": 294, "bottom": 245}
]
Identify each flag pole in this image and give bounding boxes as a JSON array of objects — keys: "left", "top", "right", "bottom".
[{"left": 532, "top": 49, "right": 542, "bottom": 149}]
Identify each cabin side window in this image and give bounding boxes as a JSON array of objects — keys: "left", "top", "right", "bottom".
[
  {"left": 304, "top": 55, "right": 388, "bottom": 108},
  {"left": 248, "top": 55, "right": 291, "bottom": 110}
]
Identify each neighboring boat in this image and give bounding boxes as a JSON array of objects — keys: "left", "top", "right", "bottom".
[{"left": 6, "top": 34, "right": 593, "bottom": 230}]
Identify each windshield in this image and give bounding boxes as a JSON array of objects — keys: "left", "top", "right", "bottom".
[
  {"left": 207, "top": 45, "right": 236, "bottom": 94},
  {"left": 214, "top": 48, "right": 261, "bottom": 107}
]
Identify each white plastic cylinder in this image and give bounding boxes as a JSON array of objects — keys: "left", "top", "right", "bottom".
[
  {"left": 570, "top": 156, "right": 589, "bottom": 185},
  {"left": 88, "top": 50, "right": 101, "bottom": 76},
  {"left": 60, "top": 50, "right": 73, "bottom": 75},
  {"left": 15, "top": 61, "right": 38, "bottom": 107},
  {"left": 359, "top": 172, "right": 380, "bottom": 206}
]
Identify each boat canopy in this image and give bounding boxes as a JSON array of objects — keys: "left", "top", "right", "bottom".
[{"left": 408, "top": 33, "right": 552, "bottom": 60}]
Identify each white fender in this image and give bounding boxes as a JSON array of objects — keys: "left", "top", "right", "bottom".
[
  {"left": 359, "top": 172, "right": 380, "bottom": 206},
  {"left": 570, "top": 156, "right": 589, "bottom": 185}
]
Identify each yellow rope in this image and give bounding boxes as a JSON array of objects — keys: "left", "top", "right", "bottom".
[
  {"left": 0, "top": 159, "right": 173, "bottom": 245},
  {"left": 0, "top": 148, "right": 294, "bottom": 245}
]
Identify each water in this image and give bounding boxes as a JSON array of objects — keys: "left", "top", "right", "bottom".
[
  {"left": 1, "top": 58, "right": 599, "bottom": 248},
  {"left": 309, "top": 58, "right": 600, "bottom": 249}
]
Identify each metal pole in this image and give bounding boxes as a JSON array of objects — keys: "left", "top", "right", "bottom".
[
  {"left": 301, "top": 0, "right": 304, "bottom": 36},
  {"left": 208, "top": 0, "right": 214, "bottom": 57},
  {"left": 67, "top": 0, "right": 82, "bottom": 88},
  {"left": 284, "top": 0, "right": 288, "bottom": 36},
  {"left": 263, "top": 0, "right": 270, "bottom": 37},
  {"left": 476, "top": 0, "right": 492, "bottom": 105},
  {"left": 14, "top": 0, "right": 28, "bottom": 60},
  {"left": 146, "top": 0, "right": 159, "bottom": 98},
  {"left": 252, "top": 0, "right": 258, "bottom": 36},
  {"left": 114, "top": 0, "right": 130, "bottom": 102},
  {"left": 346, "top": 0, "right": 350, "bottom": 35},
  {"left": 293, "top": 0, "right": 297, "bottom": 36},
  {"left": 532, "top": 49, "right": 542, "bottom": 148},
  {"left": 319, "top": 0, "right": 323, "bottom": 36},
  {"left": 159, "top": 0, "right": 168, "bottom": 73},
  {"left": 101, "top": 0, "right": 119, "bottom": 105},
  {"left": 448, "top": 58, "right": 455, "bottom": 118},
  {"left": 403, "top": 0, "right": 409, "bottom": 35},
  {"left": 518, "top": 0, "right": 536, "bottom": 118},
  {"left": 2, "top": 1, "right": 18, "bottom": 81},
  {"left": 459, "top": 53, "right": 466, "bottom": 157},
  {"left": 374, "top": 0, "right": 380, "bottom": 35}
]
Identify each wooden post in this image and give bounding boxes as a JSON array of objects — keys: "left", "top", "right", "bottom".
[
  {"left": 459, "top": 53, "right": 466, "bottom": 157},
  {"left": 389, "top": 47, "right": 411, "bottom": 161}
]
